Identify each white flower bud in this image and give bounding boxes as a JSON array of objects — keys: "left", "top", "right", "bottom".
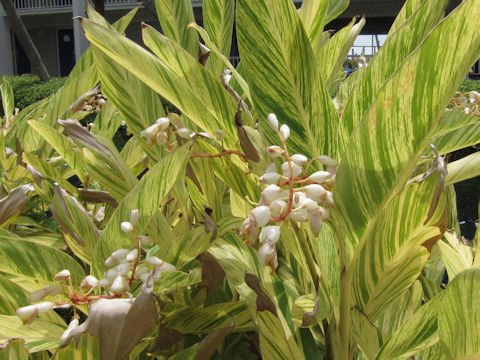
[
  {"left": 134, "top": 266, "right": 149, "bottom": 279},
  {"left": 146, "top": 256, "right": 164, "bottom": 267},
  {"left": 308, "top": 171, "right": 332, "bottom": 183},
  {"left": 258, "top": 242, "right": 277, "bottom": 270},
  {"left": 121, "top": 120, "right": 126, "bottom": 127},
  {"left": 156, "top": 131, "right": 168, "bottom": 145},
  {"left": 290, "top": 154, "right": 308, "bottom": 165},
  {"left": 138, "top": 235, "right": 153, "bottom": 246},
  {"left": 54, "top": 270, "right": 71, "bottom": 281},
  {"left": 267, "top": 146, "right": 284, "bottom": 158},
  {"left": 116, "top": 262, "right": 132, "bottom": 276},
  {"left": 140, "top": 273, "right": 150, "bottom": 283},
  {"left": 129, "top": 209, "right": 140, "bottom": 225},
  {"left": 176, "top": 128, "right": 191, "bottom": 139},
  {"left": 300, "top": 198, "right": 318, "bottom": 211},
  {"left": 465, "top": 108, "right": 471, "bottom": 115},
  {"left": 120, "top": 221, "right": 134, "bottom": 233},
  {"left": 99, "top": 278, "right": 111, "bottom": 288},
  {"left": 84, "top": 275, "right": 99, "bottom": 288},
  {"left": 16, "top": 305, "right": 38, "bottom": 324},
  {"left": 36, "top": 301, "right": 54, "bottom": 313},
  {"left": 28, "top": 288, "right": 49, "bottom": 302},
  {"left": 292, "top": 191, "right": 307, "bottom": 208},
  {"left": 303, "top": 184, "right": 327, "bottom": 202},
  {"left": 310, "top": 208, "right": 323, "bottom": 236},
  {"left": 261, "top": 226, "right": 280, "bottom": 244},
  {"left": 267, "top": 113, "right": 279, "bottom": 131},
  {"left": 126, "top": 249, "right": 138, "bottom": 262},
  {"left": 322, "top": 207, "right": 330, "bottom": 221},
  {"left": 317, "top": 155, "right": 337, "bottom": 167},
  {"left": 279, "top": 124, "right": 290, "bottom": 140},
  {"left": 269, "top": 199, "right": 286, "bottom": 218},
  {"left": 261, "top": 185, "right": 288, "bottom": 205},
  {"left": 111, "top": 248, "right": 129, "bottom": 261},
  {"left": 104, "top": 256, "right": 116, "bottom": 267},
  {"left": 240, "top": 215, "right": 260, "bottom": 245},
  {"left": 156, "top": 117, "right": 170, "bottom": 130},
  {"left": 61, "top": 318, "right": 79, "bottom": 343},
  {"left": 288, "top": 207, "right": 309, "bottom": 222},
  {"left": 470, "top": 91, "right": 480, "bottom": 104},
  {"left": 323, "top": 191, "right": 334, "bottom": 206},
  {"left": 259, "top": 172, "right": 281, "bottom": 184},
  {"left": 251, "top": 206, "right": 271, "bottom": 227},
  {"left": 281, "top": 162, "right": 302, "bottom": 177},
  {"left": 105, "top": 268, "right": 118, "bottom": 282},
  {"left": 196, "top": 132, "right": 213, "bottom": 139},
  {"left": 157, "top": 261, "right": 176, "bottom": 272},
  {"left": 110, "top": 275, "right": 128, "bottom": 294},
  {"left": 140, "top": 123, "right": 160, "bottom": 142}
]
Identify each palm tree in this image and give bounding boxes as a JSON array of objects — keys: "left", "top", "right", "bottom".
[{"left": 0, "top": 0, "right": 50, "bottom": 81}]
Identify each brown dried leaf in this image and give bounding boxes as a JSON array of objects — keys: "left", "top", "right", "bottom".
[
  {"left": 301, "top": 298, "right": 320, "bottom": 327},
  {"left": 57, "top": 119, "right": 111, "bottom": 156},
  {"left": 195, "top": 323, "right": 234, "bottom": 360},
  {"left": 244, "top": 273, "right": 277, "bottom": 316},
  {"left": 0, "top": 184, "right": 31, "bottom": 225},
  {"left": 149, "top": 323, "right": 183, "bottom": 353},
  {"left": 79, "top": 188, "right": 118, "bottom": 207},
  {"left": 201, "top": 252, "right": 225, "bottom": 297}
]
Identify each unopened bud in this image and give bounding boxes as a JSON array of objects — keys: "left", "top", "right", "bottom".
[
  {"left": 267, "top": 146, "right": 284, "bottom": 158},
  {"left": 309, "top": 207, "right": 323, "bottom": 236},
  {"left": 99, "top": 278, "right": 111, "bottom": 288},
  {"left": 308, "top": 171, "right": 332, "bottom": 183},
  {"left": 323, "top": 191, "right": 334, "bottom": 206},
  {"left": 269, "top": 199, "right": 286, "bottom": 218},
  {"left": 156, "top": 117, "right": 170, "bottom": 130},
  {"left": 281, "top": 161, "right": 302, "bottom": 177},
  {"left": 251, "top": 206, "right": 271, "bottom": 227},
  {"left": 138, "top": 235, "right": 153, "bottom": 246},
  {"left": 261, "top": 184, "right": 287, "bottom": 205},
  {"left": 470, "top": 91, "right": 480, "bottom": 104},
  {"left": 267, "top": 113, "right": 279, "bottom": 131},
  {"left": 261, "top": 226, "right": 280, "bottom": 244},
  {"left": 130, "top": 209, "right": 140, "bottom": 225},
  {"left": 279, "top": 124, "right": 290, "bottom": 140},
  {"left": 134, "top": 266, "right": 149, "bottom": 279},
  {"left": 16, "top": 305, "right": 38, "bottom": 324},
  {"left": 120, "top": 221, "right": 134, "bottom": 233},
  {"left": 290, "top": 154, "right": 308, "bottom": 165},
  {"left": 287, "top": 207, "right": 309, "bottom": 222},
  {"left": 36, "top": 301, "right": 54, "bottom": 313},
  {"left": 110, "top": 275, "right": 128, "bottom": 294},
  {"left": 214, "top": 129, "right": 225, "bottom": 142},
  {"left": 317, "top": 155, "right": 337, "bottom": 167},
  {"left": 104, "top": 256, "right": 116, "bottom": 267},
  {"left": 83, "top": 275, "right": 99, "bottom": 288},
  {"left": 258, "top": 242, "right": 277, "bottom": 270},
  {"left": 111, "top": 248, "right": 129, "bottom": 261},
  {"left": 54, "top": 270, "right": 71, "bottom": 281},
  {"left": 259, "top": 172, "right": 281, "bottom": 184},
  {"left": 303, "top": 184, "right": 327, "bottom": 202},
  {"left": 146, "top": 256, "right": 164, "bottom": 266},
  {"left": 126, "top": 249, "right": 138, "bottom": 262},
  {"left": 157, "top": 261, "right": 176, "bottom": 272},
  {"left": 61, "top": 318, "right": 79, "bottom": 343},
  {"left": 116, "top": 262, "right": 132, "bottom": 276},
  {"left": 176, "top": 128, "right": 191, "bottom": 139}
]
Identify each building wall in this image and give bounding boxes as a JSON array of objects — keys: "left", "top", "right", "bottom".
[{"left": 29, "top": 27, "right": 59, "bottom": 76}]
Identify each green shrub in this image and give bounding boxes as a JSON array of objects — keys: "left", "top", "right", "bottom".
[
  {"left": 458, "top": 78, "right": 480, "bottom": 93},
  {"left": 0, "top": 74, "right": 65, "bottom": 116}
]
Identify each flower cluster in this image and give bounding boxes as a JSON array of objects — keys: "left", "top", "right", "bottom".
[
  {"left": 451, "top": 90, "right": 480, "bottom": 117},
  {"left": 240, "top": 113, "right": 337, "bottom": 271},
  {"left": 15, "top": 209, "right": 174, "bottom": 343}
]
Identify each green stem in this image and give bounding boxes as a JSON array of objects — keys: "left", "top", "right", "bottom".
[{"left": 336, "top": 253, "right": 353, "bottom": 360}]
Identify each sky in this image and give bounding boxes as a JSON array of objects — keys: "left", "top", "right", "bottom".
[{"left": 350, "top": 34, "right": 388, "bottom": 56}]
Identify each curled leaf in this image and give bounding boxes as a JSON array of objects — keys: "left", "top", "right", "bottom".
[
  {"left": 0, "top": 184, "right": 32, "bottom": 225},
  {"left": 57, "top": 118, "right": 111, "bottom": 156},
  {"left": 244, "top": 273, "right": 277, "bottom": 315}
]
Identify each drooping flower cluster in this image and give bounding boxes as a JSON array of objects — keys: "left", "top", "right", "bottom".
[
  {"left": 240, "top": 113, "right": 337, "bottom": 271},
  {"left": 451, "top": 90, "right": 480, "bottom": 117}
]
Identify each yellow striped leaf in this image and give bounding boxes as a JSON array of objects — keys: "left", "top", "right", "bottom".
[
  {"left": 55, "top": 333, "right": 101, "bottom": 360},
  {"left": 0, "top": 77, "right": 14, "bottom": 124},
  {"left": 236, "top": 0, "right": 339, "bottom": 159},
  {"left": 388, "top": 0, "right": 425, "bottom": 36},
  {"left": 203, "top": 0, "right": 234, "bottom": 76},
  {"left": 155, "top": 0, "right": 198, "bottom": 56},
  {"left": 91, "top": 144, "right": 192, "bottom": 276},
  {"left": 299, "top": 0, "right": 329, "bottom": 52}
]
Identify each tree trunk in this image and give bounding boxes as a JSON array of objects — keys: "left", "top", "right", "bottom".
[
  {"left": 93, "top": 0, "right": 104, "bottom": 16},
  {"left": 0, "top": 0, "right": 50, "bottom": 81}
]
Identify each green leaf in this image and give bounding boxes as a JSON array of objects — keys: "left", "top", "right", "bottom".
[
  {"left": 91, "top": 46, "right": 164, "bottom": 162},
  {"left": 0, "top": 77, "right": 14, "bottom": 124},
  {"left": 317, "top": 17, "right": 365, "bottom": 90},
  {"left": 388, "top": 0, "right": 424, "bottom": 36},
  {"left": 81, "top": 19, "right": 239, "bottom": 150},
  {"left": 431, "top": 122, "right": 480, "bottom": 157},
  {"left": 439, "top": 268, "right": 480, "bottom": 359},
  {"left": 258, "top": 311, "right": 305, "bottom": 360},
  {"left": 91, "top": 144, "right": 192, "bottom": 276},
  {"left": 154, "top": 269, "right": 201, "bottom": 293},
  {"left": 236, "top": 0, "right": 339, "bottom": 159},
  {"left": 203, "top": 0, "right": 235, "bottom": 76},
  {"left": 351, "top": 174, "right": 445, "bottom": 321},
  {"left": 0, "top": 233, "right": 85, "bottom": 286},
  {"left": 0, "top": 274, "right": 30, "bottom": 315},
  {"left": 339, "top": 0, "right": 449, "bottom": 152},
  {"left": 55, "top": 333, "right": 101, "bottom": 360},
  {"left": 350, "top": 307, "right": 380, "bottom": 360},
  {"left": 437, "top": 232, "right": 474, "bottom": 281},
  {"left": 324, "top": 0, "right": 350, "bottom": 25},
  {"left": 90, "top": 100, "right": 123, "bottom": 139},
  {"left": 164, "top": 301, "right": 252, "bottom": 333},
  {"left": 0, "top": 339, "right": 29, "bottom": 360},
  {"left": 28, "top": 120, "right": 87, "bottom": 184},
  {"left": 155, "top": 0, "right": 198, "bottom": 56},
  {"left": 0, "top": 312, "right": 66, "bottom": 352},
  {"left": 334, "top": 0, "right": 480, "bottom": 265},
  {"left": 376, "top": 292, "right": 444, "bottom": 360},
  {"left": 299, "top": 0, "right": 329, "bottom": 51}
]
